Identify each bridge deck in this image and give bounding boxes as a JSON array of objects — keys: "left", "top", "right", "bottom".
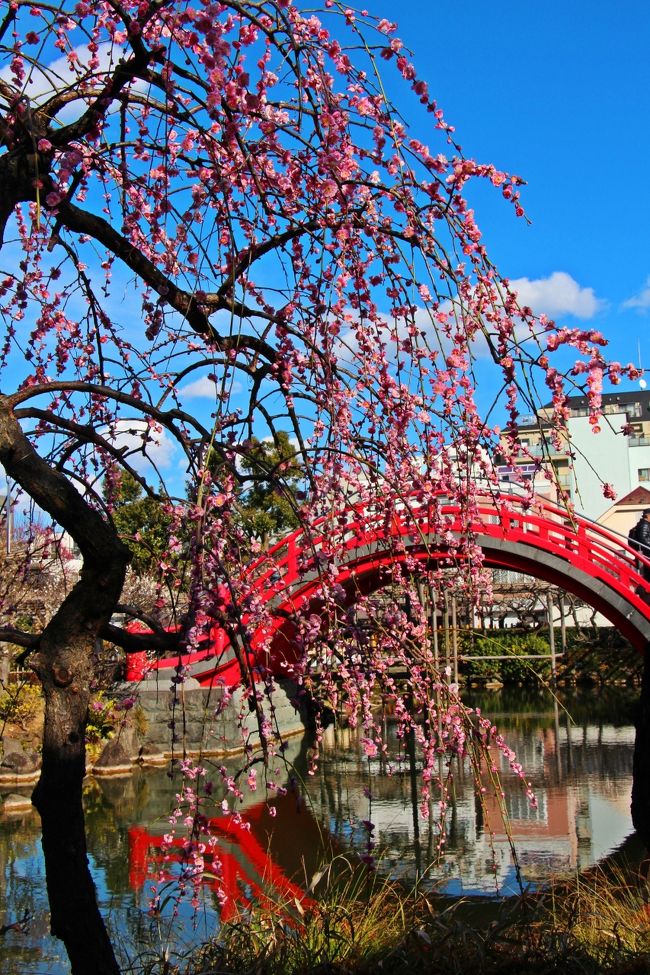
[{"left": 135, "top": 494, "right": 650, "bottom": 686}]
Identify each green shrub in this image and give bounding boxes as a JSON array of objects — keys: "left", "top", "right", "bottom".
[
  {"left": 462, "top": 632, "right": 552, "bottom": 684},
  {"left": 0, "top": 682, "right": 43, "bottom": 729},
  {"left": 85, "top": 691, "right": 118, "bottom": 743}
]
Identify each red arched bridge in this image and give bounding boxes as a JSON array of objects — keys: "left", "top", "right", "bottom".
[{"left": 128, "top": 493, "right": 650, "bottom": 686}]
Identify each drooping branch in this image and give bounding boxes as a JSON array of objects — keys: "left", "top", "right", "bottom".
[{"left": 0, "top": 395, "right": 131, "bottom": 639}]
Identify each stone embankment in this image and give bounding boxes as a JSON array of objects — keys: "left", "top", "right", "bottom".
[
  {"left": 0, "top": 675, "right": 309, "bottom": 803},
  {"left": 89, "top": 675, "right": 308, "bottom": 776}
]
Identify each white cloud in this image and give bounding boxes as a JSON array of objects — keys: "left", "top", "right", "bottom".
[
  {"left": 108, "top": 420, "right": 177, "bottom": 473},
  {"left": 622, "top": 277, "right": 650, "bottom": 312},
  {"left": 1, "top": 42, "right": 116, "bottom": 103},
  {"left": 0, "top": 42, "right": 148, "bottom": 125},
  {"left": 180, "top": 376, "right": 219, "bottom": 399},
  {"left": 179, "top": 375, "right": 242, "bottom": 399},
  {"left": 509, "top": 271, "right": 602, "bottom": 320}
]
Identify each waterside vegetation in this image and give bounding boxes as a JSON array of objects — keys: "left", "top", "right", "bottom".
[{"left": 124, "top": 859, "right": 650, "bottom": 975}]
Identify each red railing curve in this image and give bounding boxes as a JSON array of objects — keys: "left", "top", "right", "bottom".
[{"left": 135, "top": 492, "right": 650, "bottom": 684}]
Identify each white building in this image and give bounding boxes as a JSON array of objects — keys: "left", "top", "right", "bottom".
[{"left": 499, "top": 389, "right": 650, "bottom": 523}]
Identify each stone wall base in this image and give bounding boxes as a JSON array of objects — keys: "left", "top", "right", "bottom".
[{"left": 93, "top": 677, "right": 310, "bottom": 775}]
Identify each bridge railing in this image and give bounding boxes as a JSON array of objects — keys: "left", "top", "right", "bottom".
[
  {"left": 472, "top": 495, "right": 650, "bottom": 601},
  {"left": 138, "top": 491, "right": 650, "bottom": 681},
  {"left": 244, "top": 491, "right": 650, "bottom": 622}
]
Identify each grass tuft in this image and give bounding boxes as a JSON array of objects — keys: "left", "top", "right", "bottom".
[{"left": 127, "top": 859, "right": 650, "bottom": 975}]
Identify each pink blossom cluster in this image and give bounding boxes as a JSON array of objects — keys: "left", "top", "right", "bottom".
[{"left": 0, "top": 0, "right": 637, "bottom": 919}]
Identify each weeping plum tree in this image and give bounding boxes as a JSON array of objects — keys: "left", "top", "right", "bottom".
[{"left": 0, "top": 0, "right": 637, "bottom": 972}]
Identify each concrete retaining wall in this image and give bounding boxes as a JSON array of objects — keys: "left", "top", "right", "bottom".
[{"left": 94, "top": 676, "right": 309, "bottom": 774}]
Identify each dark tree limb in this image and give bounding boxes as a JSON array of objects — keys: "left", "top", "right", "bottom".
[
  {"left": 0, "top": 394, "right": 130, "bottom": 975},
  {"left": 632, "top": 643, "right": 650, "bottom": 848}
]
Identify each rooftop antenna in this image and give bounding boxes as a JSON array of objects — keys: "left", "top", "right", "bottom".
[{"left": 639, "top": 339, "right": 647, "bottom": 389}]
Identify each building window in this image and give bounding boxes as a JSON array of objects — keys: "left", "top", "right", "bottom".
[{"left": 639, "top": 468, "right": 650, "bottom": 482}]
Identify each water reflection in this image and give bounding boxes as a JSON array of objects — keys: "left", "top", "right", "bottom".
[
  {"left": 314, "top": 688, "right": 636, "bottom": 896},
  {"left": 0, "top": 688, "right": 638, "bottom": 972}
]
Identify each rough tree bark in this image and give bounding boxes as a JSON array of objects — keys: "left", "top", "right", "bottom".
[
  {"left": 0, "top": 395, "right": 130, "bottom": 975},
  {"left": 632, "top": 644, "right": 650, "bottom": 850}
]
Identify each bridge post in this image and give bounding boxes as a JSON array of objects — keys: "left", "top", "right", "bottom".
[
  {"left": 546, "top": 592, "right": 557, "bottom": 685},
  {"left": 559, "top": 592, "right": 567, "bottom": 653},
  {"left": 632, "top": 642, "right": 650, "bottom": 849},
  {"left": 451, "top": 596, "right": 459, "bottom": 685}
]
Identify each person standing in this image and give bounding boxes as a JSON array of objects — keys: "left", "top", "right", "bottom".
[{"left": 630, "top": 509, "right": 650, "bottom": 580}]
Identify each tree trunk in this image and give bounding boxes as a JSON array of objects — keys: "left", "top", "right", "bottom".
[
  {"left": 0, "top": 397, "right": 131, "bottom": 973},
  {"left": 632, "top": 643, "right": 650, "bottom": 847},
  {"left": 28, "top": 578, "right": 130, "bottom": 974},
  {"left": 32, "top": 631, "right": 121, "bottom": 975}
]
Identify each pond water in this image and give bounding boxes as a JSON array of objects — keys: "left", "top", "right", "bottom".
[{"left": 0, "top": 687, "right": 640, "bottom": 973}]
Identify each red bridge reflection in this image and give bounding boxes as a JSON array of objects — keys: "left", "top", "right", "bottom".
[{"left": 127, "top": 793, "right": 324, "bottom": 919}]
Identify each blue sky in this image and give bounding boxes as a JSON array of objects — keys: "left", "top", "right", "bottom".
[
  {"left": 364, "top": 0, "right": 650, "bottom": 381},
  {"left": 3, "top": 1, "right": 650, "bottom": 497}
]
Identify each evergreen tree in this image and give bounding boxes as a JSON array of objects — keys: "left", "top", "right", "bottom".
[
  {"left": 238, "top": 433, "right": 303, "bottom": 547},
  {"left": 104, "top": 471, "right": 170, "bottom": 575}
]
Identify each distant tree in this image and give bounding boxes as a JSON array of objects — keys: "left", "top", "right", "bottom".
[
  {"left": 0, "top": 522, "right": 76, "bottom": 655},
  {"left": 0, "top": 1, "right": 636, "bottom": 972},
  {"left": 199, "top": 431, "right": 303, "bottom": 547},
  {"left": 237, "top": 432, "right": 303, "bottom": 547},
  {"left": 104, "top": 469, "right": 171, "bottom": 574}
]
